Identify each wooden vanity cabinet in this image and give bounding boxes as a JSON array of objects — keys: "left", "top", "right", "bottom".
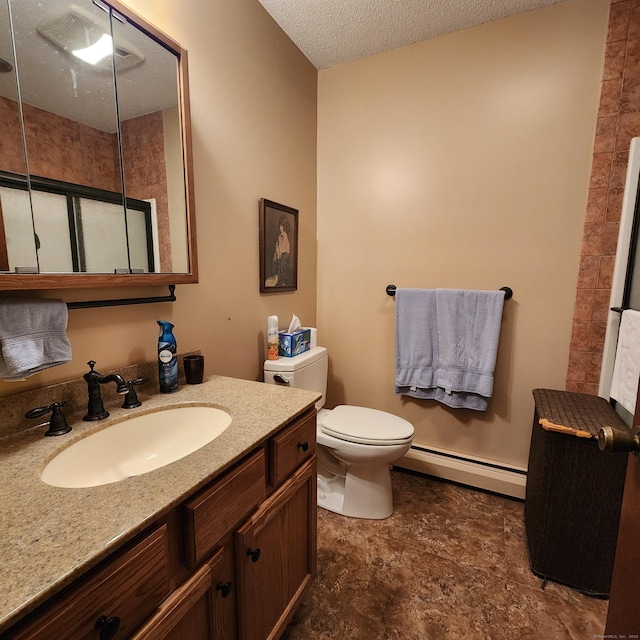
[
  {"left": 4, "top": 408, "right": 316, "bottom": 640},
  {"left": 8, "top": 525, "right": 171, "bottom": 640},
  {"left": 186, "top": 409, "right": 317, "bottom": 640},
  {"left": 130, "top": 546, "right": 228, "bottom": 640},
  {"left": 210, "top": 534, "right": 239, "bottom": 640},
  {"left": 183, "top": 449, "right": 267, "bottom": 569},
  {"left": 236, "top": 457, "right": 317, "bottom": 640},
  {"left": 268, "top": 413, "right": 316, "bottom": 487}
]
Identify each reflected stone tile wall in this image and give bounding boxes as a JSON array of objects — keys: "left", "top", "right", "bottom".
[
  {"left": 567, "top": 0, "right": 640, "bottom": 394},
  {"left": 0, "top": 97, "right": 119, "bottom": 191}
]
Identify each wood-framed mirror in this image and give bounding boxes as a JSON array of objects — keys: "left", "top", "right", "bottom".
[{"left": 0, "top": 0, "right": 197, "bottom": 290}]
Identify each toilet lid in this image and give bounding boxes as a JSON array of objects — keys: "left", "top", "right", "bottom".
[{"left": 320, "top": 405, "right": 414, "bottom": 445}]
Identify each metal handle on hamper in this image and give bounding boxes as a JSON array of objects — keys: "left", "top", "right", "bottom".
[{"left": 598, "top": 426, "right": 640, "bottom": 454}]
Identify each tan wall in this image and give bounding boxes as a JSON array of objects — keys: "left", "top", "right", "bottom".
[
  {"left": 0, "top": 0, "right": 317, "bottom": 396},
  {"left": 317, "top": 0, "right": 609, "bottom": 468}
]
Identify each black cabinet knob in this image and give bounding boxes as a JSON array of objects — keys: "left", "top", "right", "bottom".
[
  {"left": 216, "top": 580, "right": 233, "bottom": 598},
  {"left": 298, "top": 441, "right": 309, "bottom": 452},
  {"left": 95, "top": 615, "right": 121, "bottom": 640},
  {"left": 247, "top": 547, "right": 261, "bottom": 563}
]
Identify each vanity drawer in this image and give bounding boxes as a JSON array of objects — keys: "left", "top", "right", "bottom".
[
  {"left": 269, "top": 410, "right": 316, "bottom": 486},
  {"left": 183, "top": 449, "right": 266, "bottom": 568},
  {"left": 11, "top": 524, "right": 170, "bottom": 640}
]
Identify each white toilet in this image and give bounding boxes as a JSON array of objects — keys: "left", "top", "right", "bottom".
[{"left": 264, "top": 346, "right": 414, "bottom": 519}]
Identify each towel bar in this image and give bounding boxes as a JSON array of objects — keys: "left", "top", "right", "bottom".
[
  {"left": 386, "top": 284, "right": 513, "bottom": 299},
  {"left": 66, "top": 285, "right": 176, "bottom": 310}
]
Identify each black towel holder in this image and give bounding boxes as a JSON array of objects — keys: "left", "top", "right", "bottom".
[
  {"left": 66, "top": 285, "right": 177, "bottom": 310},
  {"left": 386, "top": 284, "right": 513, "bottom": 299}
]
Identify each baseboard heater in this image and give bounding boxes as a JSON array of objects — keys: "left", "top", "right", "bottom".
[{"left": 394, "top": 444, "right": 527, "bottom": 500}]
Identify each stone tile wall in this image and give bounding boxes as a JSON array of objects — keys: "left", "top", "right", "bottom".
[{"left": 567, "top": 0, "right": 640, "bottom": 394}]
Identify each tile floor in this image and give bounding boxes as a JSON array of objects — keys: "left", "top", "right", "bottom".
[{"left": 282, "top": 469, "right": 608, "bottom": 640}]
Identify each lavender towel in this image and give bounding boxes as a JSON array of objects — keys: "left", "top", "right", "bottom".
[
  {"left": 395, "top": 288, "right": 505, "bottom": 411},
  {"left": 0, "top": 299, "right": 72, "bottom": 380},
  {"left": 394, "top": 289, "right": 439, "bottom": 392}
]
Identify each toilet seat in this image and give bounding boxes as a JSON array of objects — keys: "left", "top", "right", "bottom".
[{"left": 320, "top": 405, "right": 414, "bottom": 446}]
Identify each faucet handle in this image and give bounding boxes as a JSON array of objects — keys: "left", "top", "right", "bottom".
[
  {"left": 121, "top": 377, "right": 149, "bottom": 409},
  {"left": 25, "top": 402, "right": 72, "bottom": 437}
]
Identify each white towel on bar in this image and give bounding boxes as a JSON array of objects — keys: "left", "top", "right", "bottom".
[
  {"left": 0, "top": 298, "right": 72, "bottom": 380},
  {"left": 610, "top": 309, "right": 640, "bottom": 415},
  {"left": 395, "top": 288, "right": 505, "bottom": 411}
]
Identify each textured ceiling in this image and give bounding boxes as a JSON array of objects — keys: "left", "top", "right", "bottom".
[{"left": 257, "top": 0, "right": 566, "bottom": 69}]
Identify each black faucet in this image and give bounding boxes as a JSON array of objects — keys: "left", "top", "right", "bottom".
[{"left": 83, "top": 360, "right": 129, "bottom": 421}]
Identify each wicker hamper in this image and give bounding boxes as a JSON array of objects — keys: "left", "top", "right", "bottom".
[{"left": 525, "top": 389, "right": 631, "bottom": 597}]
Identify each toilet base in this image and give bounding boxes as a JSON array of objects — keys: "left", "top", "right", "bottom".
[
  {"left": 317, "top": 474, "right": 346, "bottom": 515},
  {"left": 317, "top": 460, "right": 394, "bottom": 520}
]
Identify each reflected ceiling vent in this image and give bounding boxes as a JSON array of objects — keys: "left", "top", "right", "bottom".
[{"left": 36, "top": 4, "right": 144, "bottom": 71}]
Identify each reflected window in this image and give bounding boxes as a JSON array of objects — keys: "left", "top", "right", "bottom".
[{"left": 0, "top": 172, "right": 154, "bottom": 273}]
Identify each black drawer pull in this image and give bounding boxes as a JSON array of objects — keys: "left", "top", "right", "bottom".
[
  {"left": 216, "top": 580, "right": 233, "bottom": 598},
  {"left": 95, "top": 615, "right": 121, "bottom": 640},
  {"left": 298, "top": 441, "right": 309, "bottom": 452},
  {"left": 247, "top": 547, "right": 261, "bottom": 562}
]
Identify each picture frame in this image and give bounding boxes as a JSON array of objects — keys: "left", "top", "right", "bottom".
[{"left": 259, "top": 198, "right": 298, "bottom": 293}]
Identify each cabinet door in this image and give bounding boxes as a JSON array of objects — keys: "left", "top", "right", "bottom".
[
  {"left": 211, "top": 535, "right": 238, "bottom": 640},
  {"left": 235, "top": 457, "right": 316, "bottom": 640},
  {"left": 131, "top": 548, "right": 225, "bottom": 640}
]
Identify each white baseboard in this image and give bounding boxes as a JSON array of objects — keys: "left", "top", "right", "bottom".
[{"left": 394, "top": 444, "right": 527, "bottom": 500}]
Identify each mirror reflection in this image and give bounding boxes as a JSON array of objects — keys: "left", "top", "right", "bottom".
[
  {"left": 111, "top": 11, "right": 188, "bottom": 273},
  {"left": 0, "top": 0, "right": 29, "bottom": 271},
  {"left": 0, "top": 0, "right": 192, "bottom": 276}
]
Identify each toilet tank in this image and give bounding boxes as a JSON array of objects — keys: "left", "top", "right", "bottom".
[{"left": 263, "top": 346, "right": 327, "bottom": 410}]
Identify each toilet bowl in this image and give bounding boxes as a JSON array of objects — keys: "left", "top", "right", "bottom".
[
  {"left": 316, "top": 406, "right": 413, "bottom": 519},
  {"left": 264, "top": 346, "right": 414, "bottom": 519}
]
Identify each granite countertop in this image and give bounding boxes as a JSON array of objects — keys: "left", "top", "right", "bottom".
[{"left": 0, "top": 374, "right": 319, "bottom": 633}]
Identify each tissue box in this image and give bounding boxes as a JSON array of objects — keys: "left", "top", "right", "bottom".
[{"left": 278, "top": 329, "right": 311, "bottom": 357}]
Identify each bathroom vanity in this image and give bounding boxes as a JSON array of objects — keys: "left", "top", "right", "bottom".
[{"left": 0, "top": 374, "right": 319, "bottom": 639}]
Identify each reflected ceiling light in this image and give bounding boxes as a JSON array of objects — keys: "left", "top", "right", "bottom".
[
  {"left": 37, "top": 7, "right": 144, "bottom": 71},
  {"left": 72, "top": 33, "right": 113, "bottom": 65}
]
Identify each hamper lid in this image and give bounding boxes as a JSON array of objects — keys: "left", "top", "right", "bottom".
[{"left": 532, "top": 389, "right": 631, "bottom": 439}]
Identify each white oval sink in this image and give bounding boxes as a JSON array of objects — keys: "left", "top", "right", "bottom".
[{"left": 41, "top": 406, "right": 232, "bottom": 488}]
